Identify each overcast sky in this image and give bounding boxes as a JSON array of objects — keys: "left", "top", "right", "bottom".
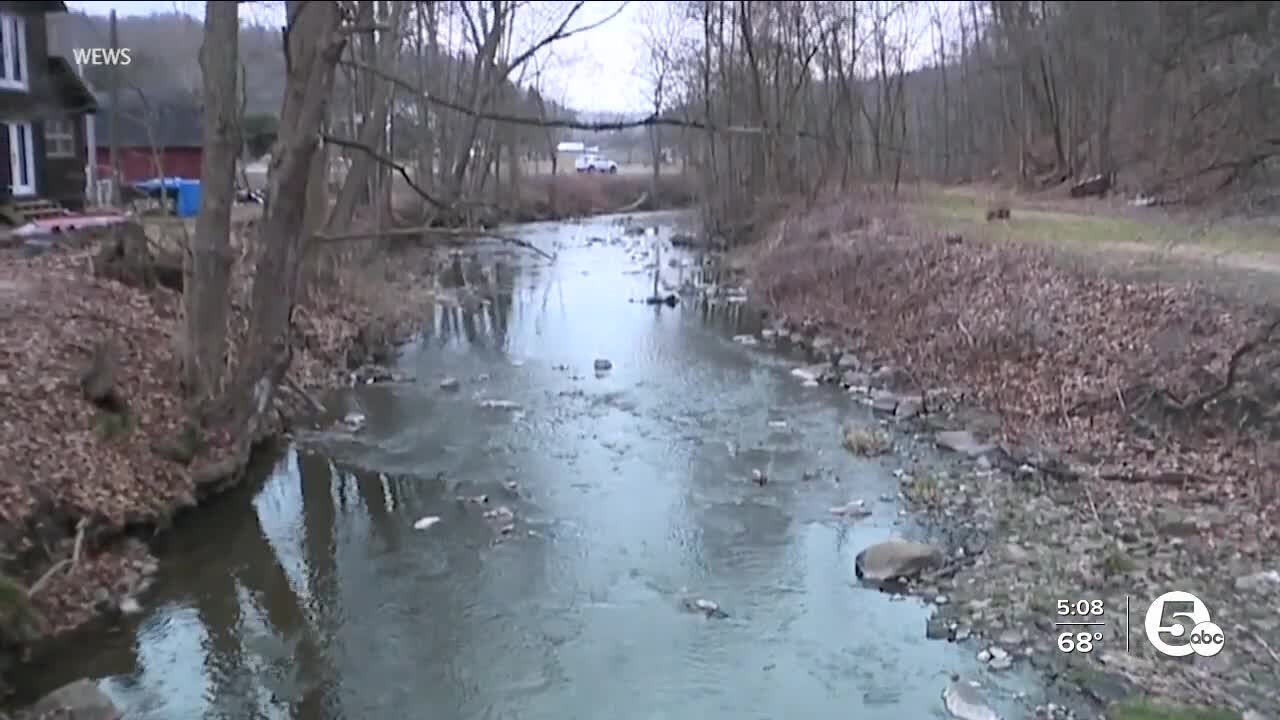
[{"left": 66, "top": 0, "right": 647, "bottom": 113}]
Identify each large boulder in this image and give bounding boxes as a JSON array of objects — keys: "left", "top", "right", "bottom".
[
  {"left": 24, "top": 679, "right": 121, "bottom": 720},
  {"left": 855, "top": 540, "right": 943, "bottom": 581}
]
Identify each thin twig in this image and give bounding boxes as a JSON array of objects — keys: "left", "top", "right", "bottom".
[
  {"left": 70, "top": 517, "right": 88, "bottom": 571},
  {"left": 322, "top": 133, "right": 451, "bottom": 210},
  {"left": 27, "top": 559, "right": 70, "bottom": 598},
  {"left": 1238, "top": 624, "right": 1280, "bottom": 669},
  {"left": 1082, "top": 480, "right": 1106, "bottom": 532}
]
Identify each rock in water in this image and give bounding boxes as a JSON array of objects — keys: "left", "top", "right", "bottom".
[
  {"left": 683, "top": 597, "right": 729, "bottom": 619},
  {"left": 829, "top": 500, "right": 872, "bottom": 518},
  {"left": 27, "top": 679, "right": 122, "bottom": 720},
  {"left": 790, "top": 364, "right": 828, "bottom": 383},
  {"left": 118, "top": 596, "right": 143, "bottom": 615},
  {"left": 341, "top": 411, "right": 367, "bottom": 432},
  {"left": 942, "top": 679, "right": 1001, "bottom": 720},
  {"left": 478, "top": 399, "right": 521, "bottom": 411},
  {"left": 594, "top": 359, "right": 613, "bottom": 371},
  {"left": 855, "top": 540, "right": 943, "bottom": 581}
]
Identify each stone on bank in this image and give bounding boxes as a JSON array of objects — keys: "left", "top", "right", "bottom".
[{"left": 854, "top": 540, "right": 943, "bottom": 581}]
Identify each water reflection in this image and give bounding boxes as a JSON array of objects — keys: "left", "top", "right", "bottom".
[{"left": 13, "top": 212, "right": 1040, "bottom": 720}]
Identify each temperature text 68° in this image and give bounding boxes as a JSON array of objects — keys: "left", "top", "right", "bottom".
[{"left": 1058, "top": 631, "right": 1103, "bottom": 653}]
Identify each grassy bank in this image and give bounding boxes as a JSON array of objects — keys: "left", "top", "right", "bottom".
[
  {"left": 740, "top": 189, "right": 1278, "bottom": 717},
  {"left": 906, "top": 185, "right": 1280, "bottom": 298},
  {"left": 914, "top": 184, "right": 1278, "bottom": 253}
]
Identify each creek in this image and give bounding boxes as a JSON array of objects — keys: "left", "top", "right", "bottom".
[{"left": 15, "top": 211, "right": 1042, "bottom": 719}]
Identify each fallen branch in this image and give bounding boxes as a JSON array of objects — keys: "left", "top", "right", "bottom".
[
  {"left": 1185, "top": 316, "right": 1280, "bottom": 412},
  {"left": 615, "top": 192, "right": 649, "bottom": 214},
  {"left": 1240, "top": 624, "right": 1280, "bottom": 669},
  {"left": 316, "top": 225, "right": 556, "bottom": 262},
  {"left": 26, "top": 517, "right": 89, "bottom": 599},
  {"left": 27, "top": 559, "right": 70, "bottom": 599},
  {"left": 1067, "top": 381, "right": 1153, "bottom": 418},
  {"left": 1099, "top": 470, "right": 1202, "bottom": 486},
  {"left": 284, "top": 374, "right": 327, "bottom": 415}
]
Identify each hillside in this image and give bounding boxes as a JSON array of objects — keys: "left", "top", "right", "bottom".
[
  {"left": 48, "top": 11, "right": 288, "bottom": 114},
  {"left": 47, "top": 9, "right": 581, "bottom": 130}
]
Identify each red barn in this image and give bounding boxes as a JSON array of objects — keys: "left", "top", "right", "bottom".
[{"left": 93, "top": 98, "right": 203, "bottom": 183}]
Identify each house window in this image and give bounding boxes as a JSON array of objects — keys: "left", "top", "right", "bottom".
[
  {"left": 0, "top": 13, "right": 27, "bottom": 91},
  {"left": 45, "top": 118, "right": 75, "bottom": 157}
]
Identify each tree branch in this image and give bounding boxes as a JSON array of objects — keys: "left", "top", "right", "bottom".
[
  {"left": 340, "top": 58, "right": 974, "bottom": 160},
  {"left": 321, "top": 132, "right": 451, "bottom": 209}
]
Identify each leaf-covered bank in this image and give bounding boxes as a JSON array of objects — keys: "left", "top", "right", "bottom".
[
  {"left": 738, "top": 197, "right": 1278, "bottom": 718},
  {"left": 0, "top": 224, "right": 437, "bottom": 696}
]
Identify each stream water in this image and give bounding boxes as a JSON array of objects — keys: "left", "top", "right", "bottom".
[{"left": 17, "top": 212, "right": 1042, "bottom": 719}]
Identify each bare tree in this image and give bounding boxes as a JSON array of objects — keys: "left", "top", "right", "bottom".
[
  {"left": 183, "top": 0, "right": 240, "bottom": 411},
  {"left": 224, "top": 0, "right": 346, "bottom": 439},
  {"left": 328, "top": 0, "right": 408, "bottom": 235},
  {"left": 637, "top": 1, "right": 685, "bottom": 197}
]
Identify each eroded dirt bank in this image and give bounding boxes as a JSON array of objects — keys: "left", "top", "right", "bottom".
[{"left": 734, "top": 197, "right": 1278, "bottom": 718}]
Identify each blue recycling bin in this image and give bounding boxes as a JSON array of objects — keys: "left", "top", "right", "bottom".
[
  {"left": 176, "top": 180, "right": 201, "bottom": 218},
  {"left": 131, "top": 177, "right": 200, "bottom": 217}
]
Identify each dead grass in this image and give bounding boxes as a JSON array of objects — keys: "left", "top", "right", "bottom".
[
  {"left": 510, "top": 173, "right": 696, "bottom": 220},
  {"left": 843, "top": 426, "right": 892, "bottom": 456},
  {"left": 913, "top": 184, "right": 1280, "bottom": 256}
]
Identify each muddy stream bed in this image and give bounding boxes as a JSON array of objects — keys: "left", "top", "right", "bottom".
[{"left": 13, "top": 212, "right": 1047, "bottom": 719}]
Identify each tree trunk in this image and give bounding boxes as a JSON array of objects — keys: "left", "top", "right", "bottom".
[
  {"left": 184, "top": 0, "right": 240, "bottom": 411},
  {"left": 649, "top": 123, "right": 661, "bottom": 199},
  {"left": 226, "top": 0, "right": 345, "bottom": 436}
]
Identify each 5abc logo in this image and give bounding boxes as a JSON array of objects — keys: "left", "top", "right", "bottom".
[{"left": 1144, "top": 591, "right": 1225, "bottom": 657}]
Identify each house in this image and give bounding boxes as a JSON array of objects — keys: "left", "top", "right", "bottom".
[
  {"left": 93, "top": 97, "right": 203, "bottom": 184},
  {"left": 0, "top": 1, "right": 98, "bottom": 213}
]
